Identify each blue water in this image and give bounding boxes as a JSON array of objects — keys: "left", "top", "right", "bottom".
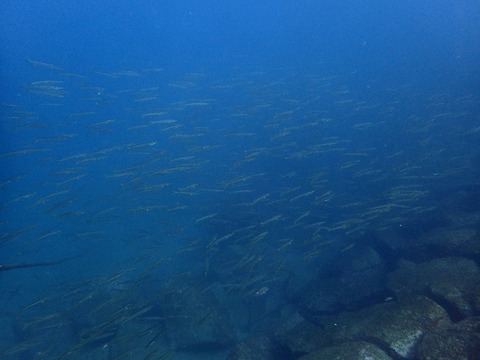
[{"left": 1, "top": 1, "right": 480, "bottom": 359}]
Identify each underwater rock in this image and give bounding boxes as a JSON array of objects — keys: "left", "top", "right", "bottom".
[
  {"left": 376, "top": 223, "right": 480, "bottom": 261},
  {"left": 156, "top": 285, "right": 236, "bottom": 350},
  {"left": 298, "top": 247, "right": 387, "bottom": 316},
  {"left": 445, "top": 207, "right": 480, "bottom": 228},
  {"left": 416, "top": 316, "right": 480, "bottom": 360},
  {"left": 321, "top": 295, "right": 450, "bottom": 359},
  {"left": 284, "top": 264, "right": 319, "bottom": 301},
  {"left": 273, "top": 304, "right": 305, "bottom": 337},
  {"left": 336, "top": 246, "right": 387, "bottom": 309},
  {"left": 247, "top": 286, "right": 287, "bottom": 334},
  {"left": 388, "top": 257, "right": 480, "bottom": 319},
  {"left": 288, "top": 295, "right": 451, "bottom": 359},
  {"left": 421, "top": 226, "right": 480, "bottom": 258},
  {"left": 296, "top": 341, "right": 392, "bottom": 360},
  {"left": 298, "top": 280, "right": 342, "bottom": 315},
  {"left": 280, "top": 319, "right": 327, "bottom": 356},
  {"left": 227, "top": 336, "right": 287, "bottom": 360}
]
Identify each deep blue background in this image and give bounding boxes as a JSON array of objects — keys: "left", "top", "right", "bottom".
[
  {"left": 2, "top": 0, "right": 479, "bottom": 89},
  {"left": 0, "top": 2, "right": 480, "bottom": 356}
]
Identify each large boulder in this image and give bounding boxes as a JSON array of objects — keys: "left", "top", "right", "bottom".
[
  {"left": 273, "top": 305, "right": 307, "bottom": 337},
  {"left": 388, "top": 257, "right": 480, "bottom": 319},
  {"left": 151, "top": 284, "right": 237, "bottom": 350},
  {"left": 297, "top": 341, "right": 392, "bottom": 360},
  {"left": 227, "top": 336, "right": 287, "bottom": 360},
  {"left": 416, "top": 316, "right": 480, "bottom": 360},
  {"left": 282, "top": 295, "right": 451, "bottom": 359},
  {"left": 298, "top": 247, "right": 387, "bottom": 317},
  {"left": 280, "top": 319, "right": 326, "bottom": 357},
  {"left": 375, "top": 221, "right": 480, "bottom": 262}
]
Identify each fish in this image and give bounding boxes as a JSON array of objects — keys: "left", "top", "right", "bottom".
[{"left": 254, "top": 286, "right": 269, "bottom": 296}]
